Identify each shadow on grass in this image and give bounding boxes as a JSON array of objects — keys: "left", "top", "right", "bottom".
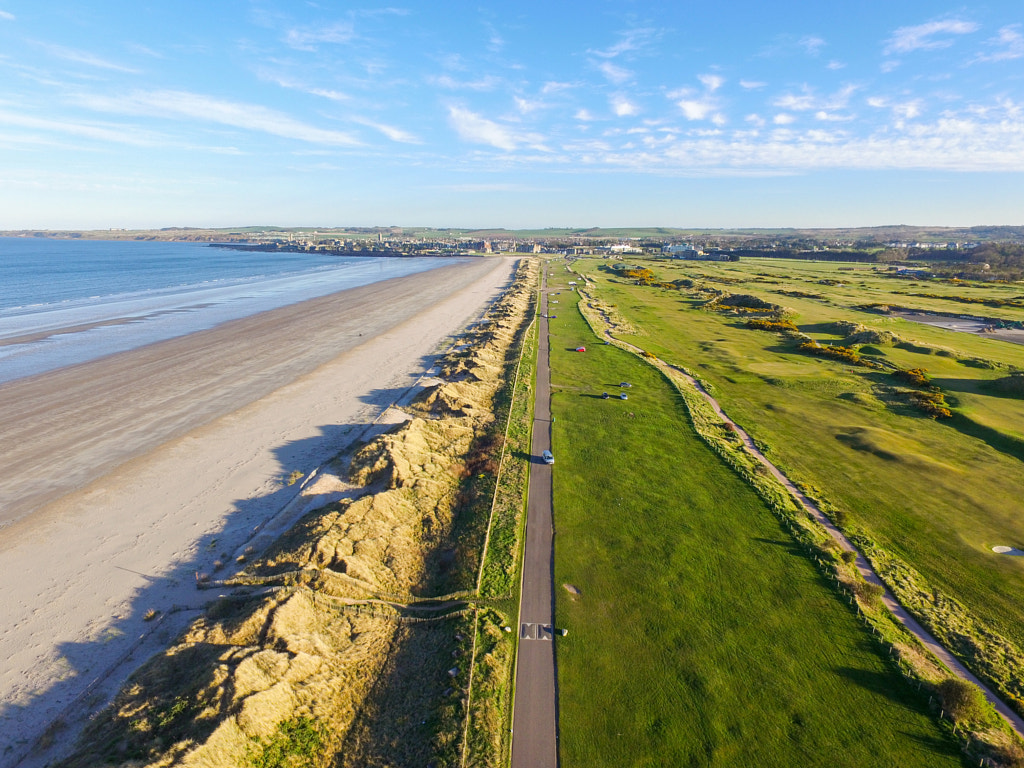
[
  {"left": 833, "top": 667, "right": 927, "bottom": 710},
  {"left": 342, "top": 616, "right": 473, "bottom": 768},
  {"left": 944, "top": 412, "right": 1024, "bottom": 465}
]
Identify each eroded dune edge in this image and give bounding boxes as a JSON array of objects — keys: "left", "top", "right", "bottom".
[{"left": 58, "top": 258, "right": 538, "bottom": 768}]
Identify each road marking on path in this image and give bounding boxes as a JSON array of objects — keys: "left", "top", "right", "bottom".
[{"left": 520, "top": 622, "right": 553, "bottom": 641}]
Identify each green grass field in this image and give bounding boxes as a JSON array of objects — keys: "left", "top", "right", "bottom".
[
  {"left": 570, "top": 256, "right": 1024, "bottom": 712},
  {"left": 545, "top": 268, "right": 968, "bottom": 767}
]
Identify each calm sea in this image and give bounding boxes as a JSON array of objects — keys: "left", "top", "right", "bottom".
[{"left": 0, "top": 237, "right": 460, "bottom": 384}]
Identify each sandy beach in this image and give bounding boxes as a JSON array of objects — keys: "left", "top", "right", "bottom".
[{"left": 0, "top": 256, "right": 515, "bottom": 767}]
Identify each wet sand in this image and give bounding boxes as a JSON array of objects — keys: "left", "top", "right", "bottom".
[{"left": 0, "top": 256, "right": 515, "bottom": 766}]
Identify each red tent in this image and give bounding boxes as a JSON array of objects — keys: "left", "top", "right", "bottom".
[{"left": 575, "top": 346, "right": 586, "bottom": 352}]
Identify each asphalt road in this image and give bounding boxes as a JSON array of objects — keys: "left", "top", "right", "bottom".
[{"left": 510, "top": 272, "right": 558, "bottom": 768}]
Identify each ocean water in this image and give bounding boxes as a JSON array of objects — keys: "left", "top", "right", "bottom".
[{"left": 0, "top": 237, "right": 461, "bottom": 384}]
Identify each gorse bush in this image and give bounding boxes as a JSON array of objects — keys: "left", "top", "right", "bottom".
[
  {"left": 746, "top": 318, "right": 799, "bottom": 333},
  {"left": 908, "top": 390, "right": 952, "bottom": 419},
  {"left": 798, "top": 341, "right": 862, "bottom": 365},
  {"left": 893, "top": 367, "right": 930, "bottom": 387}
]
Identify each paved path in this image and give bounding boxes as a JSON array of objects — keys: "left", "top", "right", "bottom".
[{"left": 510, "top": 272, "right": 558, "bottom": 768}]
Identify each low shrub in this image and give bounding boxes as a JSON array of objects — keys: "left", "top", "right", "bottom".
[
  {"left": 893, "top": 367, "right": 930, "bottom": 387},
  {"left": 936, "top": 678, "right": 990, "bottom": 726},
  {"left": 798, "top": 341, "right": 862, "bottom": 365},
  {"left": 852, "top": 579, "right": 885, "bottom": 606},
  {"left": 908, "top": 390, "right": 952, "bottom": 419},
  {"left": 746, "top": 318, "right": 799, "bottom": 333}
]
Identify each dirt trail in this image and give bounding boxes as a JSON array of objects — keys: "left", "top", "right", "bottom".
[{"left": 592, "top": 304, "right": 1024, "bottom": 740}]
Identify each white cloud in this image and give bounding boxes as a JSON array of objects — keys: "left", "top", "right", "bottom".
[
  {"left": 38, "top": 43, "right": 140, "bottom": 74},
  {"left": 745, "top": 114, "right": 766, "bottom": 127},
  {"left": 677, "top": 99, "right": 714, "bottom": 121},
  {"left": 264, "top": 73, "right": 350, "bottom": 102},
  {"left": 827, "top": 60, "right": 845, "bottom": 70},
  {"left": 884, "top": 19, "right": 979, "bottom": 55},
  {"left": 815, "top": 111, "right": 853, "bottom": 122},
  {"left": 596, "top": 61, "right": 632, "bottom": 84},
  {"left": 447, "top": 105, "right": 543, "bottom": 151},
  {"left": 0, "top": 109, "right": 160, "bottom": 145},
  {"left": 515, "top": 96, "right": 546, "bottom": 114},
  {"left": 541, "top": 81, "right": 574, "bottom": 94},
  {"left": 698, "top": 74, "right": 724, "bottom": 92},
  {"left": 800, "top": 35, "right": 826, "bottom": 55},
  {"left": 881, "top": 60, "right": 900, "bottom": 73},
  {"left": 611, "top": 94, "right": 638, "bottom": 117},
  {"left": 349, "top": 117, "right": 420, "bottom": 144},
  {"left": 775, "top": 92, "right": 815, "bottom": 111},
  {"left": 740, "top": 80, "right": 766, "bottom": 90},
  {"left": 893, "top": 100, "right": 922, "bottom": 119},
  {"left": 973, "top": 25, "right": 1024, "bottom": 63},
  {"left": 575, "top": 108, "right": 595, "bottom": 121},
  {"left": 74, "top": 90, "right": 361, "bottom": 146},
  {"left": 0, "top": 10, "right": 15, "bottom": 20},
  {"left": 589, "top": 28, "right": 656, "bottom": 59},
  {"left": 774, "top": 84, "right": 858, "bottom": 112},
  {"left": 285, "top": 22, "right": 355, "bottom": 51},
  {"left": 867, "top": 97, "right": 888, "bottom": 108},
  {"left": 773, "top": 113, "right": 796, "bottom": 125},
  {"left": 428, "top": 74, "right": 500, "bottom": 91}
]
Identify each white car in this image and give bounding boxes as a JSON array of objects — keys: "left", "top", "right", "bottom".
[{"left": 542, "top": 450, "right": 554, "bottom": 465}]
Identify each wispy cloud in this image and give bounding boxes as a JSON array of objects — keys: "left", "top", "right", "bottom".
[
  {"left": 263, "top": 72, "right": 350, "bottom": 102},
  {"left": 448, "top": 105, "right": 539, "bottom": 151},
  {"left": 973, "top": 25, "right": 1024, "bottom": 63},
  {"left": 541, "top": 81, "right": 575, "bottom": 95},
  {"left": 350, "top": 116, "right": 420, "bottom": 144},
  {"left": 285, "top": 22, "right": 355, "bottom": 51},
  {"left": 884, "top": 19, "right": 978, "bottom": 55},
  {"left": 37, "top": 42, "right": 140, "bottom": 74},
  {"left": 773, "top": 113, "right": 796, "bottom": 125},
  {"left": 827, "top": 60, "right": 845, "bottom": 70},
  {"left": 575, "top": 108, "right": 595, "bottom": 121},
  {"left": 428, "top": 74, "right": 500, "bottom": 91},
  {"left": 773, "top": 84, "right": 858, "bottom": 112},
  {"left": 0, "top": 10, "right": 15, "bottom": 21},
  {"left": 588, "top": 28, "right": 656, "bottom": 59},
  {"left": 74, "top": 90, "right": 362, "bottom": 146},
  {"left": 0, "top": 109, "right": 159, "bottom": 145},
  {"left": 484, "top": 22, "right": 505, "bottom": 53},
  {"left": 610, "top": 94, "right": 639, "bottom": 117},
  {"left": 596, "top": 61, "right": 632, "bottom": 84},
  {"left": 740, "top": 80, "right": 767, "bottom": 90},
  {"left": 800, "top": 35, "right": 826, "bottom": 55},
  {"left": 698, "top": 74, "right": 724, "bottom": 92},
  {"left": 514, "top": 96, "right": 549, "bottom": 114}
]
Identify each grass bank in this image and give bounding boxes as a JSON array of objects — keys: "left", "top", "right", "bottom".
[
  {"left": 547, "top": 266, "right": 969, "bottom": 767},
  {"left": 576, "top": 258, "right": 1024, "bottom": 721}
]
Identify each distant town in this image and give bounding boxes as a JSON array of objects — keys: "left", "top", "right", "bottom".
[{"left": 4, "top": 224, "right": 1024, "bottom": 279}]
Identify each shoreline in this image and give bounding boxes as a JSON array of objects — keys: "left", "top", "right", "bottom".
[{"left": 0, "top": 257, "right": 515, "bottom": 767}]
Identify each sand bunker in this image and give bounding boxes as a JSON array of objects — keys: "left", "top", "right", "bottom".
[{"left": 992, "top": 546, "right": 1024, "bottom": 556}]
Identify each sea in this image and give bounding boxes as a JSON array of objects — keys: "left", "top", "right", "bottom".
[{"left": 0, "top": 237, "right": 461, "bottom": 385}]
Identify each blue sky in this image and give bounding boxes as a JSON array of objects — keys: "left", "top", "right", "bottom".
[{"left": 1, "top": 1, "right": 1022, "bottom": 229}]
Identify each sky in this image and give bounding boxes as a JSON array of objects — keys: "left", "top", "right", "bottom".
[{"left": 1, "top": 1, "right": 1023, "bottom": 229}]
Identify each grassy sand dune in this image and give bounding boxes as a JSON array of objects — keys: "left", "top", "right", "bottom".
[{"left": 58, "top": 260, "right": 538, "bottom": 768}]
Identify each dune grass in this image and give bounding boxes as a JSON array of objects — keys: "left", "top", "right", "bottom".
[
  {"left": 547, "top": 268, "right": 968, "bottom": 767},
  {"left": 571, "top": 258, "right": 1024, "bottom": 713}
]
